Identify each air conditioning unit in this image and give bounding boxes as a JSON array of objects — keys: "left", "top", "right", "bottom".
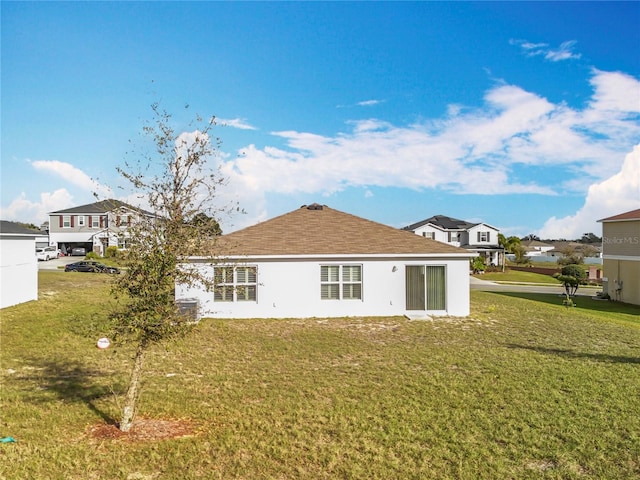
[{"left": 176, "top": 298, "right": 200, "bottom": 323}]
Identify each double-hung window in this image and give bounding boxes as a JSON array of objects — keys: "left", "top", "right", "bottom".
[
  {"left": 320, "top": 265, "right": 362, "bottom": 300},
  {"left": 214, "top": 266, "right": 257, "bottom": 302},
  {"left": 478, "top": 231, "right": 490, "bottom": 242},
  {"left": 117, "top": 235, "right": 131, "bottom": 249},
  {"left": 63, "top": 216, "right": 71, "bottom": 228}
]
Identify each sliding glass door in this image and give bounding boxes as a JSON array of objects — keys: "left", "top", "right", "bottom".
[{"left": 406, "top": 265, "right": 446, "bottom": 311}]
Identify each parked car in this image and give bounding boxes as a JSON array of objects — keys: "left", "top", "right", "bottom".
[
  {"left": 71, "top": 247, "right": 87, "bottom": 256},
  {"left": 36, "top": 246, "right": 59, "bottom": 261},
  {"left": 64, "top": 261, "right": 120, "bottom": 274}
]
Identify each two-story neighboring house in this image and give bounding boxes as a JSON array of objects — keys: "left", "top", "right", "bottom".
[
  {"left": 48, "top": 199, "right": 154, "bottom": 256},
  {"left": 403, "top": 214, "right": 503, "bottom": 267}
]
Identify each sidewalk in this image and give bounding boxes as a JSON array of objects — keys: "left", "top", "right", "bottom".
[{"left": 469, "top": 275, "right": 498, "bottom": 286}]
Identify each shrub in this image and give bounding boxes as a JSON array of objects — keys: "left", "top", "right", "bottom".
[
  {"left": 85, "top": 251, "right": 100, "bottom": 260},
  {"left": 105, "top": 246, "right": 119, "bottom": 258},
  {"left": 561, "top": 264, "right": 587, "bottom": 281},
  {"left": 471, "top": 256, "right": 486, "bottom": 274},
  {"left": 557, "top": 253, "right": 584, "bottom": 265},
  {"left": 553, "top": 264, "right": 587, "bottom": 297}
]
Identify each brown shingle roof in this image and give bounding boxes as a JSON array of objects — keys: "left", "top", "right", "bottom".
[
  {"left": 598, "top": 208, "right": 640, "bottom": 222},
  {"left": 216, "top": 204, "right": 470, "bottom": 256}
]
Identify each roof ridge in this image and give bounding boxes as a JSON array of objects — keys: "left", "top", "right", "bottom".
[{"left": 218, "top": 204, "right": 471, "bottom": 256}]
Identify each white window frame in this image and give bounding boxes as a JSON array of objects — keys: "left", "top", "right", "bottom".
[
  {"left": 63, "top": 215, "right": 71, "bottom": 228},
  {"left": 91, "top": 217, "right": 100, "bottom": 228},
  {"left": 406, "top": 264, "right": 447, "bottom": 311},
  {"left": 117, "top": 235, "right": 131, "bottom": 249},
  {"left": 320, "top": 264, "right": 362, "bottom": 300},
  {"left": 423, "top": 232, "right": 435, "bottom": 240},
  {"left": 77, "top": 216, "right": 85, "bottom": 227},
  {"left": 479, "top": 231, "right": 490, "bottom": 242},
  {"left": 214, "top": 266, "right": 258, "bottom": 302}
]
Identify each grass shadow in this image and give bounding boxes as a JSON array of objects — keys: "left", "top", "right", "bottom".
[
  {"left": 485, "top": 291, "right": 640, "bottom": 317},
  {"left": 506, "top": 344, "right": 640, "bottom": 364},
  {"left": 18, "top": 358, "right": 121, "bottom": 424}
]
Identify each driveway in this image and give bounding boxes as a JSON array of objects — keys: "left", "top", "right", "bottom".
[{"left": 38, "top": 256, "right": 81, "bottom": 271}]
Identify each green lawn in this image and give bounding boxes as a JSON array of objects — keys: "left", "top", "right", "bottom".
[
  {"left": 475, "top": 269, "right": 562, "bottom": 284},
  {"left": 1, "top": 271, "right": 639, "bottom": 479}
]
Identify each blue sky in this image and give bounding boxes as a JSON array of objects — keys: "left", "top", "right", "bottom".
[{"left": 2, "top": 1, "right": 639, "bottom": 238}]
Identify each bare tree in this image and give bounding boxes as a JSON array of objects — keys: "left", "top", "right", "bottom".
[{"left": 108, "top": 103, "right": 239, "bottom": 432}]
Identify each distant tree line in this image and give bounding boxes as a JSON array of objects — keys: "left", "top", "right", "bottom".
[
  {"left": 501, "top": 232, "right": 602, "bottom": 266},
  {"left": 519, "top": 232, "right": 602, "bottom": 244}
]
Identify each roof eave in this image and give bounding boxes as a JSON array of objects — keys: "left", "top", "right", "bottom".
[
  {"left": 0, "top": 232, "right": 41, "bottom": 237},
  {"left": 598, "top": 217, "right": 640, "bottom": 223},
  {"left": 187, "top": 252, "right": 475, "bottom": 261}
]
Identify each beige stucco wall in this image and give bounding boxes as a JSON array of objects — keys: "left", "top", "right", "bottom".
[
  {"left": 601, "top": 219, "right": 640, "bottom": 305},
  {"left": 602, "top": 220, "right": 640, "bottom": 257},
  {"left": 602, "top": 258, "right": 640, "bottom": 305}
]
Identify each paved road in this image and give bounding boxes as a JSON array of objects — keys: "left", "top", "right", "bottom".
[
  {"left": 470, "top": 275, "right": 578, "bottom": 295},
  {"left": 470, "top": 276, "right": 602, "bottom": 300}
]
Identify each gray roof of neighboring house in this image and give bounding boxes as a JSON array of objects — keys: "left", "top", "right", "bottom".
[
  {"left": 403, "top": 215, "right": 475, "bottom": 231},
  {"left": 521, "top": 240, "right": 553, "bottom": 248},
  {"left": 0, "top": 221, "right": 42, "bottom": 236},
  {"left": 213, "top": 204, "right": 472, "bottom": 257},
  {"left": 49, "top": 199, "right": 153, "bottom": 216}
]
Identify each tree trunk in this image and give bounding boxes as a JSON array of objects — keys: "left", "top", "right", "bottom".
[{"left": 120, "top": 339, "right": 147, "bottom": 432}]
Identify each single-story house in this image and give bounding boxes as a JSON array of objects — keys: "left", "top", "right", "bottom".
[
  {"left": 598, "top": 208, "right": 640, "bottom": 305},
  {"left": 0, "top": 221, "right": 40, "bottom": 309},
  {"left": 545, "top": 241, "right": 601, "bottom": 259},
  {"left": 520, "top": 239, "right": 555, "bottom": 257},
  {"left": 176, "top": 204, "right": 474, "bottom": 319}
]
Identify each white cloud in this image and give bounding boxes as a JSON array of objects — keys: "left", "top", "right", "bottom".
[
  {"left": 30, "top": 160, "right": 112, "bottom": 198},
  {"left": 337, "top": 99, "right": 385, "bottom": 108},
  {"left": 1, "top": 160, "right": 113, "bottom": 224},
  {"left": 518, "top": 41, "right": 548, "bottom": 51},
  {"left": 0, "top": 189, "right": 75, "bottom": 225},
  {"left": 511, "top": 38, "right": 581, "bottom": 62},
  {"left": 538, "top": 144, "right": 640, "bottom": 239},
  {"left": 357, "top": 99, "right": 383, "bottom": 107},
  {"left": 224, "top": 70, "right": 638, "bottom": 209},
  {"left": 7, "top": 68, "right": 637, "bottom": 236},
  {"left": 217, "top": 118, "right": 257, "bottom": 130},
  {"left": 588, "top": 69, "right": 640, "bottom": 114},
  {"left": 545, "top": 40, "right": 582, "bottom": 62}
]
